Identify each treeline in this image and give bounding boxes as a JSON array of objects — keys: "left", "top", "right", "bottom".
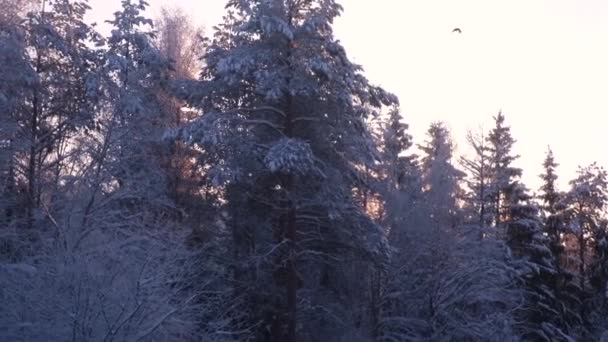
[{"left": 1, "top": 1, "right": 608, "bottom": 341}]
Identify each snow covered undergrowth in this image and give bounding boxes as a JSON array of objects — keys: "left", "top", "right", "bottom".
[{"left": 0, "top": 228, "right": 201, "bottom": 341}]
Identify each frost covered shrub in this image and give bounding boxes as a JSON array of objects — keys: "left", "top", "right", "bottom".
[{"left": 0, "top": 227, "right": 203, "bottom": 341}]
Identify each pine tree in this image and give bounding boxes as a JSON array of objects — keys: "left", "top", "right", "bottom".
[
  {"left": 172, "top": 0, "right": 397, "bottom": 339},
  {"left": 563, "top": 163, "right": 608, "bottom": 320},
  {"left": 418, "top": 121, "right": 464, "bottom": 228}
]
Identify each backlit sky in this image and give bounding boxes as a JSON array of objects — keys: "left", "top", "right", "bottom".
[{"left": 87, "top": 0, "right": 608, "bottom": 191}]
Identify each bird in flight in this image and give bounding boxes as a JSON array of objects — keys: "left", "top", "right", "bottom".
[{"left": 452, "top": 28, "right": 462, "bottom": 34}]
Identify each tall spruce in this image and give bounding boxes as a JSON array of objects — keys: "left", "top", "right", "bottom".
[
  {"left": 539, "top": 147, "right": 564, "bottom": 263},
  {"left": 507, "top": 183, "right": 571, "bottom": 341},
  {"left": 382, "top": 106, "right": 419, "bottom": 195},
  {"left": 538, "top": 147, "right": 584, "bottom": 336},
  {"left": 418, "top": 121, "right": 464, "bottom": 228},
  {"left": 488, "top": 111, "right": 522, "bottom": 230},
  {"left": 381, "top": 106, "right": 421, "bottom": 238}
]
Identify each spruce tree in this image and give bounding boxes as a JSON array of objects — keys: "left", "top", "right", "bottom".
[
  {"left": 382, "top": 106, "right": 419, "bottom": 194},
  {"left": 538, "top": 147, "right": 584, "bottom": 336},
  {"left": 418, "top": 121, "right": 464, "bottom": 228},
  {"left": 539, "top": 147, "right": 564, "bottom": 263},
  {"left": 488, "top": 111, "right": 522, "bottom": 230},
  {"left": 507, "top": 183, "right": 572, "bottom": 341},
  {"left": 380, "top": 106, "right": 421, "bottom": 235}
]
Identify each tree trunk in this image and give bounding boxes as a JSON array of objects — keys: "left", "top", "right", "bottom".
[
  {"left": 286, "top": 196, "right": 297, "bottom": 342},
  {"left": 27, "top": 46, "right": 42, "bottom": 230},
  {"left": 578, "top": 215, "right": 586, "bottom": 321},
  {"left": 282, "top": 8, "right": 298, "bottom": 341},
  {"left": 283, "top": 78, "right": 297, "bottom": 342}
]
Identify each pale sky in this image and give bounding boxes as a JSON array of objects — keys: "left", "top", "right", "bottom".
[{"left": 86, "top": 0, "right": 608, "bottom": 191}]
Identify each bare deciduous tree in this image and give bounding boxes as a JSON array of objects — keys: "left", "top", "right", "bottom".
[{"left": 156, "top": 6, "right": 204, "bottom": 81}]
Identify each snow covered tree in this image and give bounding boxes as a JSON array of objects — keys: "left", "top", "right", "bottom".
[
  {"left": 379, "top": 106, "right": 421, "bottom": 246},
  {"left": 381, "top": 106, "right": 419, "bottom": 194},
  {"left": 591, "top": 219, "right": 608, "bottom": 302},
  {"left": 488, "top": 111, "right": 522, "bottom": 230},
  {"left": 562, "top": 164, "right": 608, "bottom": 321},
  {"left": 507, "top": 183, "right": 572, "bottom": 341},
  {"left": 102, "top": 0, "right": 174, "bottom": 214},
  {"left": 172, "top": 0, "right": 397, "bottom": 339},
  {"left": 538, "top": 147, "right": 584, "bottom": 336},
  {"left": 564, "top": 164, "right": 608, "bottom": 289},
  {"left": 0, "top": 0, "right": 103, "bottom": 237},
  {"left": 0, "top": 0, "right": 37, "bottom": 25},
  {"left": 0, "top": 2, "right": 208, "bottom": 340},
  {"left": 539, "top": 147, "right": 565, "bottom": 264},
  {"left": 418, "top": 121, "right": 464, "bottom": 228},
  {"left": 5, "top": 0, "right": 608, "bottom": 339},
  {"left": 460, "top": 127, "right": 493, "bottom": 232},
  {"left": 154, "top": 5, "right": 208, "bottom": 211},
  {"left": 0, "top": 222, "right": 206, "bottom": 341},
  {"left": 155, "top": 5, "right": 204, "bottom": 80},
  {"left": 379, "top": 205, "right": 521, "bottom": 341},
  {"left": 0, "top": 18, "right": 36, "bottom": 241},
  {"left": 459, "top": 114, "right": 570, "bottom": 340},
  {"left": 59, "top": 0, "right": 178, "bottom": 271},
  {"left": 588, "top": 219, "right": 608, "bottom": 339},
  {"left": 378, "top": 120, "right": 520, "bottom": 341}
]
